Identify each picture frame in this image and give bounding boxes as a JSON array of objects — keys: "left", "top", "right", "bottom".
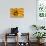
[{"left": 10, "top": 8, "right": 24, "bottom": 18}]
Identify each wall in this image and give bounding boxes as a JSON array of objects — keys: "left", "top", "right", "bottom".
[{"left": 0, "top": 0, "right": 36, "bottom": 42}]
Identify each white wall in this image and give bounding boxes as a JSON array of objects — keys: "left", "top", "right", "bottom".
[{"left": 0, "top": 0, "right": 36, "bottom": 42}]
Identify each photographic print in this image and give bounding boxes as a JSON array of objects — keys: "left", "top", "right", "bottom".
[{"left": 10, "top": 8, "right": 24, "bottom": 18}]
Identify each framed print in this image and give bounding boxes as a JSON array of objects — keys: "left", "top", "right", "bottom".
[
  {"left": 36, "top": 0, "right": 46, "bottom": 26},
  {"left": 10, "top": 8, "right": 24, "bottom": 18}
]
